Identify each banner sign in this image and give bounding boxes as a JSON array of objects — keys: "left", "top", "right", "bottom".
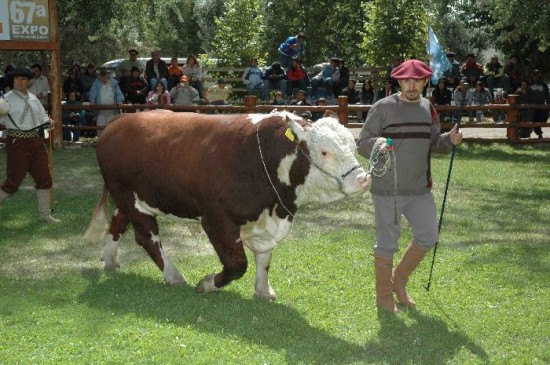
[{"left": 0, "top": 0, "right": 51, "bottom": 41}]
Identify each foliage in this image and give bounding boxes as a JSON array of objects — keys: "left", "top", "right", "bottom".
[
  {"left": 193, "top": 0, "right": 227, "bottom": 55},
  {"left": 362, "top": 0, "right": 430, "bottom": 67}
]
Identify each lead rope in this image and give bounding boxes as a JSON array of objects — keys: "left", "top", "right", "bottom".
[{"left": 368, "top": 138, "right": 398, "bottom": 224}]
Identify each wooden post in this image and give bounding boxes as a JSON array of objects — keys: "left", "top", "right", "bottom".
[
  {"left": 337, "top": 95, "right": 349, "bottom": 126},
  {"left": 48, "top": 0, "right": 63, "bottom": 149},
  {"left": 506, "top": 94, "right": 519, "bottom": 140},
  {"left": 244, "top": 95, "right": 257, "bottom": 114}
]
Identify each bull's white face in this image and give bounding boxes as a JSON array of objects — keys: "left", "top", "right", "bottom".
[{"left": 284, "top": 114, "right": 370, "bottom": 206}]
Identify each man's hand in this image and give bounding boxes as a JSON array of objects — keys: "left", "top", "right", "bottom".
[
  {"left": 449, "top": 124, "right": 463, "bottom": 145},
  {"left": 376, "top": 137, "right": 388, "bottom": 154},
  {"left": 48, "top": 118, "right": 56, "bottom": 131}
]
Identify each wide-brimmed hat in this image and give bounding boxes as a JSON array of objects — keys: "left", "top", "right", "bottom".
[
  {"left": 390, "top": 59, "right": 433, "bottom": 80},
  {"left": 9, "top": 67, "right": 33, "bottom": 79}
]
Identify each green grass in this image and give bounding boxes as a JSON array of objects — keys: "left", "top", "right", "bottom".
[{"left": 0, "top": 143, "right": 549, "bottom": 364}]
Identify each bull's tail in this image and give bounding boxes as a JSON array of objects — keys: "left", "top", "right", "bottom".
[{"left": 84, "top": 186, "right": 110, "bottom": 243}]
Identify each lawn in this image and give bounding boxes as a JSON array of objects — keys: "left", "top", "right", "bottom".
[{"left": 0, "top": 142, "right": 549, "bottom": 365}]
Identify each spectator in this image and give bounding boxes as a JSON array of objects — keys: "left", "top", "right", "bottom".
[
  {"left": 516, "top": 80, "right": 532, "bottom": 137},
  {"left": 377, "top": 78, "right": 397, "bottom": 100},
  {"left": 360, "top": 80, "right": 376, "bottom": 105},
  {"left": 81, "top": 63, "right": 98, "bottom": 102},
  {"left": 28, "top": 63, "right": 50, "bottom": 110},
  {"left": 72, "top": 62, "right": 83, "bottom": 80},
  {"left": 484, "top": 55, "right": 509, "bottom": 95},
  {"left": 1, "top": 64, "right": 15, "bottom": 93},
  {"left": 62, "top": 69, "right": 84, "bottom": 101},
  {"left": 341, "top": 79, "right": 361, "bottom": 104},
  {"left": 242, "top": 58, "right": 265, "bottom": 100},
  {"left": 89, "top": 69, "right": 124, "bottom": 137},
  {"left": 124, "top": 66, "right": 149, "bottom": 104},
  {"left": 286, "top": 57, "right": 309, "bottom": 99},
  {"left": 167, "top": 57, "right": 184, "bottom": 90},
  {"left": 442, "top": 51, "right": 461, "bottom": 88},
  {"left": 271, "top": 90, "right": 287, "bottom": 106},
  {"left": 335, "top": 59, "right": 350, "bottom": 98},
  {"left": 278, "top": 32, "right": 305, "bottom": 69},
  {"left": 432, "top": 78, "right": 452, "bottom": 121},
  {"left": 526, "top": 70, "right": 549, "bottom": 139},
  {"left": 312, "top": 97, "right": 327, "bottom": 121},
  {"left": 460, "top": 53, "right": 484, "bottom": 86},
  {"left": 145, "top": 50, "right": 169, "bottom": 91},
  {"left": 182, "top": 54, "right": 204, "bottom": 98},
  {"left": 263, "top": 61, "right": 287, "bottom": 99},
  {"left": 146, "top": 82, "right": 171, "bottom": 106},
  {"left": 205, "top": 78, "right": 232, "bottom": 106},
  {"left": 385, "top": 55, "right": 402, "bottom": 89},
  {"left": 311, "top": 58, "right": 338, "bottom": 100},
  {"left": 505, "top": 54, "right": 526, "bottom": 93},
  {"left": 492, "top": 88, "right": 507, "bottom": 124},
  {"left": 289, "top": 90, "right": 311, "bottom": 106},
  {"left": 170, "top": 75, "right": 199, "bottom": 106},
  {"left": 62, "top": 91, "right": 85, "bottom": 142},
  {"left": 451, "top": 79, "right": 470, "bottom": 123},
  {"left": 115, "top": 49, "right": 143, "bottom": 93},
  {"left": 468, "top": 80, "right": 491, "bottom": 123}
]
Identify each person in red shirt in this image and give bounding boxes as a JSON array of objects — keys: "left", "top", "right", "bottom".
[
  {"left": 167, "top": 57, "right": 184, "bottom": 90},
  {"left": 285, "top": 57, "right": 309, "bottom": 99}
]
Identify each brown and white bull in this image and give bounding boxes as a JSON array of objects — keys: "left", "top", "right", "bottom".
[{"left": 85, "top": 110, "right": 370, "bottom": 301}]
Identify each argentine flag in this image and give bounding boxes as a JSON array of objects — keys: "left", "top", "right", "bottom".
[{"left": 427, "top": 27, "right": 451, "bottom": 85}]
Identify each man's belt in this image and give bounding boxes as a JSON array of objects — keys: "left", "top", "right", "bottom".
[{"left": 8, "top": 129, "right": 40, "bottom": 138}]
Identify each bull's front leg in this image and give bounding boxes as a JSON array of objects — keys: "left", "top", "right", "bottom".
[{"left": 253, "top": 250, "right": 277, "bottom": 302}]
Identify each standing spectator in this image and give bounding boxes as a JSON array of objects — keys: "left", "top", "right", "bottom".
[
  {"left": 182, "top": 54, "right": 204, "bottom": 98},
  {"left": 62, "top": 91, "right": 85, "bottom": 142},
  {"left": 460, "top": 53, "right": 484, "bottom": 86},
  {"left": 311, "top": 58, "right": 337, "bottom": 100},
  {"left": 432, "top": 78, "right": 452, "bottom": 122},
  {"left": 516, "top": 80, "right": 532, "bottom": 137},
  {"left": 28, "top": 63, "right": 50, "bottom": 110},
  {"left": 124, "top": 66, "right": 149, "bottom": 104},
  {"left": 526, "top": 70, "right": 549, "bottom": 139},
  {"left": 170, "top": 75, "right": 199, "bottom": 106},
  {"left": 205, "top": 78, "right": 232, "bottom": 106},
  {"left": 115, "top": 49, "right": 143, "bottom": 93},
  {"left": 335, "top": 59, "right": 350, "bottom": 98},
  {"left": 357, "top": 59, "right": 462, "bottom": 313},
  {"left": 278, "top": 32, "right": 305, "bottom": 69},
  {"left": 242, "top": 58, "right": 265, "bottom": 100},
  {"left": 145, "top": 50, "right": 169, "bottom": 90},
  {"left": 263, "top": 61, "right": 287, "bottom": 99},
  {"left": 285, "top": 57, "right": 309, "bottom": 99},
  {"left": 505, "top": 54, "right": 526, "bottom": 93},
  {"left": 89, "top": 69, "right": 124, "bottom": 137},
  {"left": 377, "top": 78, "right": 397, "bottom": 100},
  {"left": 468, "top": 80, "right": 491, "bottom": 123},
  {"left": 385, "top": 55, "right": 403, "bottom": 90},
  {"left": 442, "top": 52, "right": 461, "bottom": 88},
  {"left": 484, "top": 55, "right": 509, "bottom": 95},
  {"left": 360, "top": 80, "right": 376, "bottom": 105},
  {"left": 1, "top": 64, "right": 15, "bottom": 93},
  {"left": 341, "top": 79, "right": 361, "bottom": 104},
  {"left": 167, "top": 57, "right": 184, "bottom": 90},
  {"left": 81, "top": 63, "right": 98, "bottom": 102},
  {"left": 146, "top": 82, "right": 171, "bottom": 106},
  {"left": 62, "top": 69, "right": 84, "bottom": 101},
  {"left": 0, "top": 67, "right": 60, "bottom": 223}
]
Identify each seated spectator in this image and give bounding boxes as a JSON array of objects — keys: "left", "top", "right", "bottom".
[
  {"left": 145, "top": 50, "right": 169, "bottom": 91},
  {"left": 505, "top": 54, "right": 526, "bottom": 93},
  {"left": 62, "top": 91, "right": 85, "bottom": 142},
  {"left": 341, "top": 79, "right": 361, "bottom": 104},
  {"left": 271, "top": 90, "right": 287, "bottom": 106},
  {"left": 492, "top": 88, "right": 507, "bottom": 123},
  {"left": 377, "top": 78, "right": 397, "bottom": 100},
  {"left": 80, "top": 63, "right": 98, "bottom": 102},
  {"left": 312, "top": 97, "right": 327, "bottom": 121},
  {"left": 443, "top": 51, "right": 461, "bottom": 88},
  {"left": 451, "top": 79, "right": 470, "bottom": 123},
  {"left": 432, "top": 78, "right": 452, "bottom": 121},
  {"left": 289, "top": 90, "right": 311, "bottom": 106},
  {"left": 484, "top": 55, "right": 509, "bottom": 95},
  {"left": 170, "top": 75, "right": 199, "bottom": 106},
  {"left": 146, "top": 82, "right": 171, "bottom": 105},
  {"left": 286, "top": 57, "right": 309, "bottom": 98},
  {"left": 116, "top": 49, "right": 143, "bottom": 94},
  {"left": 242, "top": 58, "right": 265, "bottom": 100},
  {"left": 1, "top": 64, "right": 15, "bottom": 93},
  {"left": 311, "top": 58, "right": 338, "bottom": 100},
  {"left": 460, "top": 53, "right": 484, "bottom": 86},
  {"left": 167, "top": 57, "right": 184, "bottom": 90},
  {"left": 124, "top": 66, "right": 149, "bottom": 104},
  {"left": 526, "top": 70, "right": 549, "bottom": 139},
  {"left": 205, "top": 78, "right": 232, "bottom": 106},
  {"left": 263, "top": 61, "right": 287, "bottom": 100},
  {"left": 62, "top": 69, "right": 84, "bottom": 101},
  {"left": 516, "top": 80, "right": 532, "bottom": 137},
  {"left": 182, "top": 54, "right": 204, "bottom": 98},
  {"left": 335, "top": 59, "right": 349, "bottom": 97},
  {"left": 385, "top": 54, "right": 403, "bottom": 90},
  {"left": 360, "top": 80, "right": 376, "bottom": 105},
  {"left": 468, "top": 80, "right": 491, "bottom": 123}
]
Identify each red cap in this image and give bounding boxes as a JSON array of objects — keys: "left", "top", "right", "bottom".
[{"left": 390, "top": 59, "right": 433, "bottom": 80}]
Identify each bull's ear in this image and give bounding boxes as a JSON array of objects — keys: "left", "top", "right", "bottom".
[
  {"left": 287, "top": 115, "right": 306, "bottom": 141},
  {"left": 324, "top": 110, "right": 338, "bottom": 120}
]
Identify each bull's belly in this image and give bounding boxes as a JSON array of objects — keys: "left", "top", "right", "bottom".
[
  {"left": 133, "top": 193, "right": 200, "bottom": 223},
  {"left": 240, "top": 207, "right": 292, "bottom": 254}
]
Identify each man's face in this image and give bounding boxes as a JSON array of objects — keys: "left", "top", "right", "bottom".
[
  {"left": 100, "top": 75, "right": 109, "bottom": 84},
  {"left": 171, "top": 58, "right": 178, "bottom": 66},
  {"left": 13, "top": 76, "right": 30, "bottom": 92},
  {"left": 130, "top": 52, "right": 138, "bottom": 61},
  {"left": 348, "top": 81, "right": 355, "bottom": 89},
  {"left": 32, "top": 67, "right": 41, "bottom": 78},
  {"left": 398, "top": 79, "right": 427, "bottom": 102}
]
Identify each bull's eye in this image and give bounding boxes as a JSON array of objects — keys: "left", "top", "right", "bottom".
[{"left": 321, "top": 151, "right": 327, "bottom": 156}]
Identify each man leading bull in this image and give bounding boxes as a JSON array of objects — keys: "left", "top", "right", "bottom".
[
  {"left": 357, "top": 59, "right": 462, "bottom": 312},
  {"left": 0, "top": 67, "right": 60, "bottom": 223}
]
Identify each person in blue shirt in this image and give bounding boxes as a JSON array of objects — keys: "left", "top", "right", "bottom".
[{"left": 278, "top": 32, "right": 305, "bottom": 69}]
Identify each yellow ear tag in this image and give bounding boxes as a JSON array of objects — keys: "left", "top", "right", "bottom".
[{"left": 285, "top": 128, "right": 295, "bottom": 141}]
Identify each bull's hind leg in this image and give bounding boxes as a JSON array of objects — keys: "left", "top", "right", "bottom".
[
  {"left": 132, "top": 213, "right": 187, "bottom": 285},
  {"left": 103, "top": 208, "right": 131, "bottom": 270}
]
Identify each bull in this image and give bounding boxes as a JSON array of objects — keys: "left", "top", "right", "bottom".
[{"left": 85, "top": 110, "right": 370, "bottom": 301}]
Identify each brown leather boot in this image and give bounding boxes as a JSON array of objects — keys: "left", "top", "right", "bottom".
[
  {"left": 374, "top": 256, "right": 398, "bottom": 313},
  {"left": 392, "top": 242, "right": 427, "bottom": 307},
  {"left": 36, "top": 189, "right": 61, "bottom": 223}
]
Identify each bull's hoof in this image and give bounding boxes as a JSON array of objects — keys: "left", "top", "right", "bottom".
[
  {"left": 253, "top": 291, "right": 277, "bottom": 302},
  {"left": 196, "top": 274, "right": 220, "bottom": 293},
  {"left": 165, "top": 273, "right": 188, "bottom": 286}
]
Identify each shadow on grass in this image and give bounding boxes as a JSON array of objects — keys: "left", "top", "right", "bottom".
[
  {"left": 435, "top": 143, "right": 550, "bottom": 163},
  {"left": 77, "top": 269, "right": 486, "bottom": 364}
]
